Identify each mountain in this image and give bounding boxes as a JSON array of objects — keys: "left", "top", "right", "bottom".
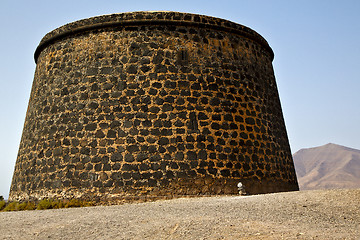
[{"left": 293, "top": 143, "right": 360, "bottom": 190}]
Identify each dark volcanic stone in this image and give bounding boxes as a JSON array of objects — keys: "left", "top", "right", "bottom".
[{"left": 10, "top": 11, "right": 298, "bottom": 203}]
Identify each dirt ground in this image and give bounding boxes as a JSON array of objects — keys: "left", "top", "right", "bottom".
[{"left": 0, "top": 189, "right": 359, "bottom": 239}]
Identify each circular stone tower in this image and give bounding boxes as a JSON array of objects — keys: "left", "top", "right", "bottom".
[{"left": 10, "top": 11, "right": 298, "bottom": 202}]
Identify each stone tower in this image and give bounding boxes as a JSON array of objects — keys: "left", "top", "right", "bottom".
[{"left": 10, "top": 11, "right": 298, "bottom": 202}]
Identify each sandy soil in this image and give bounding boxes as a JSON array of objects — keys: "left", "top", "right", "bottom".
[{"left": 0, "top": 189, "right": 359, "bottom": 239}]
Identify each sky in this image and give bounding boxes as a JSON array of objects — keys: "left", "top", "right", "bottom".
[{"left": 0, "top": 0, "right": 359, "bottom": 198}]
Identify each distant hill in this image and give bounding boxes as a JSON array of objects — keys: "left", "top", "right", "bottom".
[{"left": 293, "top": 143, "right": 360, "bottom": 190}]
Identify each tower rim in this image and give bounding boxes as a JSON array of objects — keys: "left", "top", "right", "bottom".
[{"left": 34, "top": 11, "right": 274, "bottom": 63}]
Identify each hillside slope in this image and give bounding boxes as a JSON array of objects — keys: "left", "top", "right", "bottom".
[
  {"left": 0, "top": 189, "right": 359, "bottom": 239},
  {"left": 293, "top": 143, "right": 360, "bottom": 190}
]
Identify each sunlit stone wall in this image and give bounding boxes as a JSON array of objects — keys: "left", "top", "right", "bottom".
[{"left": 10, "top": 11, "right": 298, "bottom": 202}]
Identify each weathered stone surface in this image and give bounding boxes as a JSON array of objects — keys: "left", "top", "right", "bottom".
[{"left": 10, "top": 11, "right": 298, "bottom": 203}]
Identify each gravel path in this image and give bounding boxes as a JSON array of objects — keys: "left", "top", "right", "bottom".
[{"left": 0, "top": 189, "right": 359, "bottom": 239}]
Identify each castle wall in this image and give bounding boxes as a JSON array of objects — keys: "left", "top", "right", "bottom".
[{"left": 10, "top": 12, "right": 298, "bottom": 202}]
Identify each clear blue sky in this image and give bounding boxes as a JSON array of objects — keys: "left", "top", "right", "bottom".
[{"left": 1, "top": 0, "right": 359, "bottom": 198}]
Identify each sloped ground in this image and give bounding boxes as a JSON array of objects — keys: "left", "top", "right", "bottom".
[{"left": 0, "top": 189, "right": 359, "bottom": 239}]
